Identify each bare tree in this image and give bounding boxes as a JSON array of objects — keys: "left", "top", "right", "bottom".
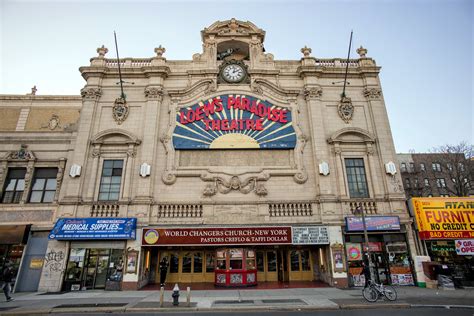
[{"left": 429, "top": 141, "right": 473, "bottom": 197}]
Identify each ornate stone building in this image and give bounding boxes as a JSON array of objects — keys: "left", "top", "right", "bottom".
[{"left": 0, "top": 19, "right": 415, "bottom": 292}]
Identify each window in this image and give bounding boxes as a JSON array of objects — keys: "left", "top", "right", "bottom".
[
  {"left": 409, "top": 163, "right": 415, "bottom": 172},
  {"left": 99, "top": 160, "right": 123, "bottom": 201},
  {"left": 432, "top": 163, "right": 442, "bottom": 172},
  {"left": 405, "top": 178, "right": 411, "bottom": 188},
  {"left": 29, "top": 168, "right": 57, "bottom": 203},
  {"left": 424, "top": 178, "right": 430, "bottom": 186},
  {"left": 436, "top": 178, "right": 446, "bottom": 188},
  {"left": 459, "top": 163, "right": 465, "bottom": 172},
  {"left": 420, "top": 163, "right": 426, "bottom": 172},
  {"left": 400, "top": 163, "right": 407, "bottom": 172},
  {"left": 1, "top": 169, "right": 26, "bottom": 203},
  {"left": 447, "top": 163, "right": 453, "bottom": 171},
  {"left": 414, "top": 178, "right": 419, "bottom": 188},
  {"left": 345, "top": 158, "right": 369, "bottom": 198}
]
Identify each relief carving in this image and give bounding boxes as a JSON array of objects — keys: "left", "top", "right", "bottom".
[
  {"left": 304, "top": 86, "right": 323, "bottom": 100},
  {"left": 201, "top": 174, "right": 269, "bottom": 196},
  {"left": 112, "top": 97, "right": 129, "bottom": 124},
  {"left": 363, "top": 88, "right": 382, "bottom": 99},
  {"left": 80, "top": 87, "right": 102, "bottom": 99},
  {"left": 338, "top": 96, "right": 354, "bottom": 123},
  {"left": 144, "top": 87, "right": 164, "bottom": 100},
  {"left": 6, "top": 145, "right": 35, "bottom": 160}
]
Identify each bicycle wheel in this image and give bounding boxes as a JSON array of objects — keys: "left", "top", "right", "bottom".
[
  {"left": 383, "top": 285, "right": 397, "bottom": 301},
  {"left": 362, "top": 286, "right": 378, "bottom": 302}
]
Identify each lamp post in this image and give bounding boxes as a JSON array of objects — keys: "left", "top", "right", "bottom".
[{"left": 355, "top": 205, "right": 374, "bottom": 283}]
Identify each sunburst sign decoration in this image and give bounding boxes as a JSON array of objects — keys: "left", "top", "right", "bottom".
[{"left": 173, "top": 95, "right": 297, "bottom": 149}]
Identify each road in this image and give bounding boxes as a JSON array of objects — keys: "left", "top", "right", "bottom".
[{"left": 53, "top": 308, "right": 474, "bottom": 316}]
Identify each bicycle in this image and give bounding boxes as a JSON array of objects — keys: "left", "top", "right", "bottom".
[{"left": 362, "top": 280, "right": 397, "bottom": 302}]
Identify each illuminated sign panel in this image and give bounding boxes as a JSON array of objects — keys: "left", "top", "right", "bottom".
[
  {"left": 412, "top": 198, "right": 474, "bottom": 240},
  {"left": 173, "top": 95, "right": 297, "bottom": 149}
]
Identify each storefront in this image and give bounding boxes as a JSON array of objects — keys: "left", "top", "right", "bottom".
[
  {"left": 48, "top": 217, "right": 137, "bottom": 291},
  {"left": 0, "top": 225, "right": 30, "bottom": 286},
  {"left": 141, "top": 226, "right": 329, "bottom": 286},
  {"left": 412, "top": 197, "right": 474, "bottom": 287},
  {"left": 344, "top": 216, "right": 414, "bottom": 286}
]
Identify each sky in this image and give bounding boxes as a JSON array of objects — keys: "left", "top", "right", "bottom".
[{"left": 0, "top": 0, "right": 472, "bottom": 153}]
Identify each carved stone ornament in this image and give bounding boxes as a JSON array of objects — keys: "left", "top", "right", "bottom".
[
  {"left": 48, "top": 114, "right": 60, "bottom": 130},
  {"left": 97, "top": 45, "right": 108, "bottom": 58},
  {"left": 81, "top": 87, "right": 102, "bottom": 100},
  {"left": 202, "top": 176, "right": 268, "bottom": 196},
  {"left": 144, "top": 87, "right": 163, "bottom": 100},
  {"left": 112, "top": 97, "right": 129, "bottom": 124},
  {"left": 338, "top": 96, "right": 354, "bottom": 123},
  {"left": 301, "top": 46, "right": 312, "bottom": 57},
  {"left": 304, "top": 87, "right": 323, "bottom": 100},
  {"left": 356, "top": 46, "right": 368, "bottom": 58},
  {"left": 6, "top": 144, "right": 35, "bottom": 160},
  {"left": 154, "top": 45, "right": 166, "bottom": 58},
  {"left": 363, "top": 88, "right": 382, "bottom": 99}
]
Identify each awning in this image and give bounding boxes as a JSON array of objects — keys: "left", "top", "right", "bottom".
[{"left": 0, "top": 225, "right": 30, "bottom": 244}]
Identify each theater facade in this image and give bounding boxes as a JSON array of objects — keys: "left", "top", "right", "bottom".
[{"left": 0, "top": 19, "right": 415, "bottom": 292}]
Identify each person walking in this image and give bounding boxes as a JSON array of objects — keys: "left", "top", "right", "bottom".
[
  {"left": 360, "top": 260, "right": 371, "bottom": 288},
  {"left": 1, "top": 262, "right": 15, "bottom": 302},
  {"left": 159, "top": 257, "right": 169, "bottom": 287}
]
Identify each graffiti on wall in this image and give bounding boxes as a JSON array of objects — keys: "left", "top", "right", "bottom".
[{"left": 44, "top": 249, "right": 65, "bottom": 273}]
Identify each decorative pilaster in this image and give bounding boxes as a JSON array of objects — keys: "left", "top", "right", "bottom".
[
  {"left": 20, "top": 161, "right": 35, "bottom": 204},
  {"left": 122, "top": 144, "right": 136, "bottom": 201},
  {"left": 86, "top": 144, "right": 101, "bottom": 201},
  {"left": 54, "top": 158, "right": 66, "bottom": 202}
]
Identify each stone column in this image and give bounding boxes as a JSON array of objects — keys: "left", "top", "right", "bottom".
[
  {"left": 135, "top": 87, "right": 163, "bottom": 202},
  {"left": 85, "top": 144, "right": 101, "bottom": 201},
  {"left": 63, "top": 87, "right": 102, "bottom": 203}
]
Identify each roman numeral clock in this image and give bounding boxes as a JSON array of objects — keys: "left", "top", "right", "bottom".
[{"left": 218, "top": 60, "right": 250, "bottom": 84}]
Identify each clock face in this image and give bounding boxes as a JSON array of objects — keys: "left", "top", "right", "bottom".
[{"left": 222, "top": 64, "right": 245, "bottom": 83}]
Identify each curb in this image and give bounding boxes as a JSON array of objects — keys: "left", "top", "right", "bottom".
[
  {"left": 339, "top": 303, "right": 410, "bottom": 309},
  {"left": 411, "top": 304, "right": 474, "bottom": 309}
]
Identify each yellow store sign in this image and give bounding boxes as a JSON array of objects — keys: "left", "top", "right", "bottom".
[{"left": 412, "top": 198, "right": 474, "bottom": 240}]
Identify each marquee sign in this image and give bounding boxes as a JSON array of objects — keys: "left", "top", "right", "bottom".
[
  {"left": 142, "top": 227, "right": 292, "bottom": 246},
  {"left": 173, "top": 95, "right": 297, "bottom": 149}
]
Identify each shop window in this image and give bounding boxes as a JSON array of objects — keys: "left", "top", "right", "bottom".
[
  {"left": 301, "top": 250, "right": 311, "bottom": 271},
  {"left": 29, "top": 168, "right": 58, "bottom": 203},
  {"left": 98, "top": 160, "right": 123, "bottom": 201},
  {"left": 182, "top": 252, "right": 192, "bottom": 273},
  {"left": 205, "top": 252, "right": 215, "bottom": 273},
  {"left": 266, "top": 251, "right": 277, "bottom": 272},
  {"left": 246, "top": 250, "right": 256, "bottom": 270},
  {"left": 229, "top": 249, "right": 243, "bottom": 269},
  {"left": 290, "top": 250, "right": 300, "bottom": 271},
  {"left": 169, "top": 253, "right": 179, "bottom": 273},
  {"left": 345, "top": 158, "right": 369, "bottom": 198},
  {"left": 1, "top": 168, "right": 26, "bottom": 203},
  {"left": 256, "top": 252, "right": 264, "bottom": 272},
  {"left": 193, "top": 252, "right": 203, "bottom": 273}
]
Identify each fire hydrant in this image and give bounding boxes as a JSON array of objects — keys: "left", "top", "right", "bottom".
[{"left": 172, "top": 284, "right": 180, "bottom": 306}]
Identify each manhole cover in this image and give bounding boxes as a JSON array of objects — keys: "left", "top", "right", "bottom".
[
  {"left": 54, "top": 303, "right": 127, "bottom": 308},
  {"left": 213, "top": 300, "right": 254, "bottom": 305},
  {"left": 261, "top": 299, "right": 306, "bottom": 304}
]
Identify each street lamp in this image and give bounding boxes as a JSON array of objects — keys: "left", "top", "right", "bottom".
[{"left": 354, "top": 205, "right": 374, "bottom": 283}]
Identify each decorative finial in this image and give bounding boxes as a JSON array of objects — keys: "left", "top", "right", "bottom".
[
  {"left": 154, "top": 45, "right": 166, "bottom": 58},
  {"left": 30, "top": 85, "right": 37, "bottom": 95},
  {"left": 356, "top": 46, "right": 367, "bottom": 58},
  {"left": 301, "top": 46, "right": 312, "bottom": 57},
  {"left": 97, "top": 45, "right": 108, "bottom": 58}
]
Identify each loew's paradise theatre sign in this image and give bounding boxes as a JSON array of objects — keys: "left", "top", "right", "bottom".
[
  {"left": 412, "top": 198, "right": 474, "bottom": 240},
  {"left": 173, "top": 95, "right": 297, "bottom": 149}
]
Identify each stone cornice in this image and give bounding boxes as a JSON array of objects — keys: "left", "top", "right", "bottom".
[{"left": 0, "top": 95, "right": 81, "bottom": 101}]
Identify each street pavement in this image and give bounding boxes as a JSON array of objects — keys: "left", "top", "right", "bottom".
[{"left": 0, "top": 286, "right": 473, "bottom": 315}]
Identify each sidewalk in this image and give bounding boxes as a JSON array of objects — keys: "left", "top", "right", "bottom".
[{"left": 0, "top": 286, "right": 473, "bottom": 315}]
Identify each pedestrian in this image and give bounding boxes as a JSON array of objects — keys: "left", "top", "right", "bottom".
[
  {"left": 1, "top": 261, "right": 15, "bottom": 302},
  {"left": 159, "top": 257, "right": 169, "bottom": 287},
  {"left": 360, "top": 260, "right": 371, "bottom": 288}
]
